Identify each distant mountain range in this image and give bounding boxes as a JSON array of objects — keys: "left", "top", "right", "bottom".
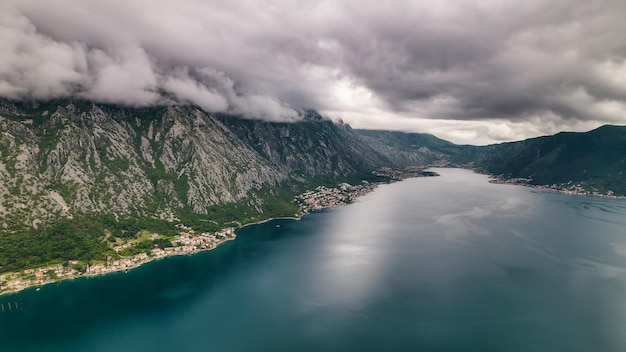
[
  {"left": 357, "top": 125, "right": 626, "bottom": 195},
  {"left": 460, "top": 125, "right": 626, "bottom": 193},
  {"left": 1, "top": 98, "right": 624, "bottom": 272}
]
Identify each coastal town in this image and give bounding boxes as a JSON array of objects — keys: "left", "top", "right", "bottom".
[
  {"left": 373, "top": 166, "right": 439, "bottom": 181},
  {"left": 296, "top": 166, "right": 439, "bottom": 213},
  {"left": 0, "top": 226, "right": 236, "bottom": 295},
  {"left": 489, "top": 176, "right": 626, "bottom": 199},
  {"left": 0, "top": 166, "right": 437, "bottom": 296},
  {"left": 296, "top": 182, "right": 378, "bottom": 212}
]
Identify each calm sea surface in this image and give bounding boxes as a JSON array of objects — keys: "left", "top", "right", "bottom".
[{"left": 2, "top": 168, "right": 626, "bottom": 351}]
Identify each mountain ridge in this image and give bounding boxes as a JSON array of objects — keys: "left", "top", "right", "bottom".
[
  {"left": 0, "top": 99, "right": 402, "bottom": 272},
  {"left": 450, "top": 124, "right": 626, "bottom": 194},
  {"left": 1, "top": 97, "right": 625, "bottom": 273}
]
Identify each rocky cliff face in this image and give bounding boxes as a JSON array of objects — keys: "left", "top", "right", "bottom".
[
  {"left": 0, "top": 100, "right": 391, "bottom": 230},
  {"left": 217, "top": 110, "right": 389, "bottom": 179},
  {"left": 355, "top": 129, "right": 459, "bottom": 167}
]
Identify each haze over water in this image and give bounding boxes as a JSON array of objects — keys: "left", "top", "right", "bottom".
[{"left": 2, "top": 168, "right": 626, "bottom": 351}]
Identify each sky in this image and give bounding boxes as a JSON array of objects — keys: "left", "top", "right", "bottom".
[{"left": 1, "top": 0, "right": 626, "bottom": 145}]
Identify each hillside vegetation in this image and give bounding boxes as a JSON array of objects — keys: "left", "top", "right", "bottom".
[{"left": 1, "top": 98, "right": 625, "bottom": 272}]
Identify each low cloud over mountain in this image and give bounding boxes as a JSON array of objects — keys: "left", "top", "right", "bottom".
[{"left": 2, "top": 0, "right": 626, "bottom": 143}]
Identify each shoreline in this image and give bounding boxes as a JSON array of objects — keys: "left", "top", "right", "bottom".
[
  {"left": 1, "top": 237, "right": 233, "bottom": 296},
  {"left": 236, "top": 216, "right": 301, "bottom": 229},
  {"left": 0, "top": 167, "right": 437, "bottom": 297},
  {"left": 487, "top": 176, "right": 626, "bottom": 200},
  {"left": 9, "top": 166, "right": 622, "bottom": 297},
  {"left": 0, "top": 233, "right": 238, "bottom": 297},
  {"left": 0, "top": 204, "right": 332, "bottom": 297},
  {"left": 455, "top": 166, "right": 626, "bottom": 200}
]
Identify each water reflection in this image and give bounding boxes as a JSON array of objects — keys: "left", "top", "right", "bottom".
[{"left": 2, "top": 168, "right": 626, "bottom": 351}]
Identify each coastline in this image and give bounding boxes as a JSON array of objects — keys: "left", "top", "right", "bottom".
[
  {"left": 0, "top": 233, "right": 238, "bottom": 297},
  {"left": 1, "top": 210, "right": 312, "bottom": 296},
  {"left": 235, "top": 216, "right": 301, "bottom": 229},
  {"left": 0, "top": 167, "right": 437, "bottom": 297},
  {"left": 454, "top": 166, "right": 626, "bottom": 200},
  {"left": 487, "top": 175, "right": 626, "bottom": 200}
]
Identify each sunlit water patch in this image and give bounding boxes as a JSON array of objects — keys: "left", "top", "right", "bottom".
[{"left": 2, "top": 168, "right": 626, "bottom": 351}]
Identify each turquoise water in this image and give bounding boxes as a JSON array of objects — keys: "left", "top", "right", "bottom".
[{"left": 2, "top": 168, "right": 626, "bottom": 351}]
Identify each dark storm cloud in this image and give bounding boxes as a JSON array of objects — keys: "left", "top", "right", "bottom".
[
  {"left": 327, "top": 1, "right": 626, "bottom": 122},
  {"left": 1, "top": 0, "right": 626, "bottom": 139}
]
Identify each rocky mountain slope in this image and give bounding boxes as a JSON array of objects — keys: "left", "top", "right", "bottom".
[
  {"left": 355, "top": 129, "right": 458, "bottom": 166},
  {"left": 0, "top": 99, "right": 415, "bottom": 272},
  {"left": 3, "top": 99, "right": 625, "bottom": 232},
  {"left": 0, "top": 100, "right": 392, "bottom": 233},
  {"left": 2, "top": 98, "right": 626, "bottom": 273}
]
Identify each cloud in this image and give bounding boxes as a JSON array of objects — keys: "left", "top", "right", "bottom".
[
  {"left": 161, "top": 68, "right": 228, "bottom": 112},
  {"left": 82, "top": 48, "right": 160, "bottom": 106},
  {"left": 0, "top": 1, "right": 300, "bottom": 120},
  {"left": 1, "top": 0, "right": 626, "bottom": 142},
  {"left": 0, "top": 8, "right": 86, "bottom": 99}
]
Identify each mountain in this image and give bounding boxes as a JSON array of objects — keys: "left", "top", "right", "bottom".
[
  {"left": 453, "top": 125, "right": 626, "bottom": 194},
  {"left": 0, "top": 99, "right": 390, "bottom": 271},
  {"left": 356, "top": 125, "right": 626, "bottom": 195},
  {"left": 355, "top": 129, "right": 458, "bottom": 166},
  {"left": 0, "top": 100, "right": 393, "bottom": 222},
  {"left": 1, "top": 97, "right": 626, "bottom": 273},
  {"left": 217, "top": 112, "right": 390, "bottom": 181}
]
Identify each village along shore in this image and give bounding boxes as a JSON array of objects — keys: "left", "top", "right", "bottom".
[
  {"left": 488, "top": 175, "right": 626, "bottom": 200},
  {"left": 0, "top": 167, "right": 437, "bottom": 296}
]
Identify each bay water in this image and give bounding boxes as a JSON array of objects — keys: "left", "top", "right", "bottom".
[{"left": 2, "top": 168, "right": 626, "bottom": 351}]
